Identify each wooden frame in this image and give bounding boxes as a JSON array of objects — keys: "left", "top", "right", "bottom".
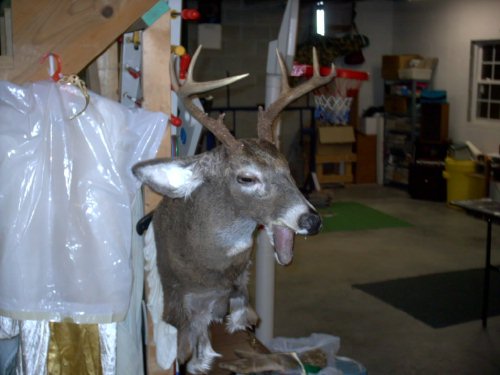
[
  {"left": 1, "top": 1, "right": 173, "bottom": 374},
  {"left": 0, "top": 0, "right": 157, "bottom": 83}
]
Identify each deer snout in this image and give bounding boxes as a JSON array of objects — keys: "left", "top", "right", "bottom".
[{"left": 298, "top": 211, "right": 322, "bottom": 235}]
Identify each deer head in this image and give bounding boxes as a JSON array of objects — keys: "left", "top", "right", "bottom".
[
  {"left": 132, "top": 46, "right": 335, "bottom": 373},
  {"left": 134, "top": 46, "right": 334, "bottom": 264}
]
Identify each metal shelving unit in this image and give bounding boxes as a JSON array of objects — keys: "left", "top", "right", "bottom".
[{"left": 383, "top": 79, "right": 431, "bottom": 186}]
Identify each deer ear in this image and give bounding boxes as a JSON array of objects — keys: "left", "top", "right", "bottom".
[{"left": 132, "top": 158, "right": 203, "bottom": 199}]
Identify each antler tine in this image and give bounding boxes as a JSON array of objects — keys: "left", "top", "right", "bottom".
[
  {"left": 181, "top": 46, "right": 249, "bottom": 96},
  {"left": 170, "top": 52, "right": 181, "bottom": 92},
  {"left": 172, "top": 45, "right": 249, "bottom": 152},
  {"left": 257, "top": 47, "right": 336, "bottom": 144}
]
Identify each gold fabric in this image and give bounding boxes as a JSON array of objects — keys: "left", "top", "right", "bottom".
[{"left": 47, "top": 322, "right": 102, "bottom": 375}]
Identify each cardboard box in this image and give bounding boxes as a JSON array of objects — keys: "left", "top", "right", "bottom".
[
  {"left": 382, "top": 54, "right": 421, "bottom": 80},
  {"left": 413, "top": 57, "right": 438, "bottom": 70},
  {"left": 398, "top": 68, "right": 432, "bottom": 80},
  {"left": 318, "top": 126, "right": 355, "bottom": 143},
  {"left": 317, "top": 126, "right": 355, "bottom": 156}
]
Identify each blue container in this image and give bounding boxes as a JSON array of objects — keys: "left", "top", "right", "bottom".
[
  {"left": 335, "top": 356, "right": 367, "bottom": 375},
  {"left": 421, "top": 89, "right": 447, "bottom": 103}
]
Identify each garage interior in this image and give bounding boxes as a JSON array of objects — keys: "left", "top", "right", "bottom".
[{"left": 1, "top": 0, "right": 500, "bottom": 374}]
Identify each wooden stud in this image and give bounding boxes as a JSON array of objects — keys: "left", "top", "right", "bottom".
[
  {"left": 142, "top": 11, "right": 172, "bottom": 213},
  {"left": 141, "top": 10, "right": 173, "bottom": 375}
]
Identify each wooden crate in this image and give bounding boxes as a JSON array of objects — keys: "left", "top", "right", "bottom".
[{"left": 315, "top": 153, "right": 357, "bottom": 184}]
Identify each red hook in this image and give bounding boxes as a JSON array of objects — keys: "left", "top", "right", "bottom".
[
  {"left": 181, "top": 8, "right": 201, "bottom": 20},
  {"left": 179, "top": 54, "right": 191, "bottom": 80},
  {"left": 40, "top": 52, "right": 63, "bottom": 81},
  {"left": 170, "top": 115, "right": 182, "bottom": 127},
  {"left": 172, "top": 8, "right": 201, "bottom": 21},
  {"left": 126, "top": 65, "right": 141, "bottom": 79}
]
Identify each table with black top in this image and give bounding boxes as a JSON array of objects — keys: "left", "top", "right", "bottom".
[{"left": 451, "top": 198, "right": 500, "bottom": 327}]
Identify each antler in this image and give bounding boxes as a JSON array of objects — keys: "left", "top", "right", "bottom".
[
  {"left": 171, "top": 45, "right": 249, "bottom": 152},
  {"left": 257, "top": 47, "right": 336, "bottom": 144}
]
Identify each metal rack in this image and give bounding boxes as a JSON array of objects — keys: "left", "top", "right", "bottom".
[{"left": 383, "top": 78, "right": 431, "bottom": 186}]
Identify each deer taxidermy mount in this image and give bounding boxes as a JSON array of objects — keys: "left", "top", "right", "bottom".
[{"left": 133, "top": 45, "right": 335, "bottom": 373}]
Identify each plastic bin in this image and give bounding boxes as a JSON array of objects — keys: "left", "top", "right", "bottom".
[
  {"left": 442, "top": 157, "right": 486, "bottom": 203},
  {"left": 336, "top": 356, "right": 367, "bottom": 375}
]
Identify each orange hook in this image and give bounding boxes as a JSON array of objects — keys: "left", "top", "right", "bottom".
[{"left": 40, "top": 52, "right": 63, "bottom": 81}]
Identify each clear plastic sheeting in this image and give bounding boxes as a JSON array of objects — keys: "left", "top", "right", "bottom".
[
  {"left": 0, "top": 80, "right": 167, "bottom": 323},
  {"left": 144, "top": 226, "right": 177, "bottom": 370},
  {"left": 268, "top": 333, "right": 341, "bottom": 375}
]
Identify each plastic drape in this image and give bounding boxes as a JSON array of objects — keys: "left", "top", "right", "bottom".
[
  {"left": 144, "top": 226, "right": 177, "bottom": 370},
  {"left": 0, "top": 196, "right": 147, "bottom": 375},
  {"left": 0, "top": 80, "right": 167, "bottom": 323}
]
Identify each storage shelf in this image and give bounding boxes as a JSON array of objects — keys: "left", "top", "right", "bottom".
[{"left": 383, "top": 78, "right": 430, "bottom": 187}]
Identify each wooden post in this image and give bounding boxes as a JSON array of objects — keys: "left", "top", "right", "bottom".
[
  {"left": 141, "top": 11, "right": 173, "bottom": 375},
  {"left": 142, "top": 11, "right": 172, "bottom": 213}
]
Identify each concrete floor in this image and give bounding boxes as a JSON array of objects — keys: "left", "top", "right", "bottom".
[{"left": 252, "top": 184, "right": 500, "bottom": 375}]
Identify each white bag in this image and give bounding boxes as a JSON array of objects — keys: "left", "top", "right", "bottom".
[
  {"left": 268, "top": 333, "right": 341, "bottom": 375},
  {"left": 0, "top": 80, "right": 167, "bottom": 323}
]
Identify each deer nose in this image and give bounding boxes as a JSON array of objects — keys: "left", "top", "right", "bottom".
[{"left": 298, "top": 211, "right": 322, "bottom": 235}]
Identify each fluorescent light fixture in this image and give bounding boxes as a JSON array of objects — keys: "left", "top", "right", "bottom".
[{"left": 316, "top": 1, "right": 325, "bottom": 36}]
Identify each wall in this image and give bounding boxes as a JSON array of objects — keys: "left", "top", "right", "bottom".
[
  {"left": 184, "top": 0, "right": 387, "bottom": 167},
  {"left": 390, "top": 0, "right": 500, "bottom": 153},
  {"left": 185, "top": 0, "right": 500, "bottom": 158},
  {"left": 353, "top": 0, "right": 394, "bottom": 115},
  {"left": 185, "top": 0, "right": 283, "bottom": 141}
]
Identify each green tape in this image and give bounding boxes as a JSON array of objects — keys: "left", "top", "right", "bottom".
[
  {"left": 304, "top": 364, "right": 322, "bottom": 373},
  {"left": 142, "top": 0, "right": 170, "bottom": 26}
]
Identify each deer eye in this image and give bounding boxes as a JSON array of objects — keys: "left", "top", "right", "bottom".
[{"left": 237, "top": 174, "right": 259, "bottom": 185}]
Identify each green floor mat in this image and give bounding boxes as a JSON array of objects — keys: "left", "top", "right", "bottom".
[{"left": 320, "top": 201, "right": 412, "bottom": 232}]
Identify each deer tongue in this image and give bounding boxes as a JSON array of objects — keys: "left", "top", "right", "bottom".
[{"left": 272, "top": 225, "right": 295, "bottom": 265}]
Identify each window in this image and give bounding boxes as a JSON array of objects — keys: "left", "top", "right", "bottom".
[{"left": 470, "top": 40, "right": 500, "bottom": 123}]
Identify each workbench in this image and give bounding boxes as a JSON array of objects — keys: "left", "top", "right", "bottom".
[{"left": 451, "top": 198, "right": 500, "bottom": 327}]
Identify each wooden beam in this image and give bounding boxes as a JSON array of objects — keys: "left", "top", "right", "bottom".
[
  {"left": 1, "top": 0, "right": 157, "bottom": 83},
  {"left": 97, "top": 42, "right": 120, "bottom": 101},
  {"left": 142, "top": 10, "right": 172, "bottom": 213},
  {"left": 141, "top": 11, "right": 173, "bottom": 375}
]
